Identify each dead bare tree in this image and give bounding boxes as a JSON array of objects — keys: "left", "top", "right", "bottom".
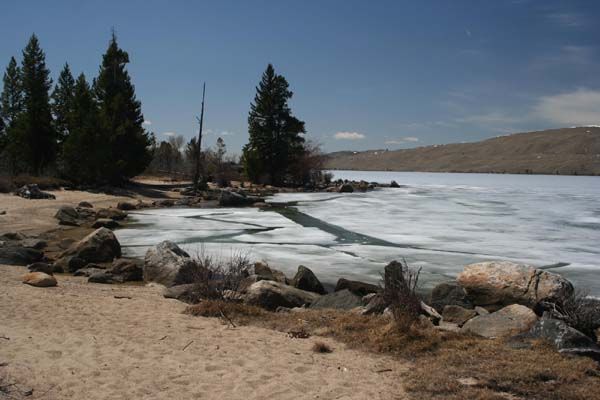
[{"left": 193, "top": 83, "right": 206, "bottom": 191}]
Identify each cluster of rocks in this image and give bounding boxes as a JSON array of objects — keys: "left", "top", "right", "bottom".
[
  {"left": 323, "top": 180, "right": 402, "bottom": 193},
  {"left": 0, "top": 232, "right": 46, "bottom": 266},
  {"left": 14, "top": 184, "right": 56, "bottom": 199},
  {"left": 54, "top": 203, "right": 127, "bottom": 228}
]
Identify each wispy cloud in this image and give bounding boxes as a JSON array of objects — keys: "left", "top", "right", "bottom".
[
  {"left": 385, "top": 137, "right": 420, "bottom": 145},
  {"left": 162, "top": 131, "right": 177, "bottom": 137},
  {"left": 534, "top": 88, "right": 600, "bottom": 126},
  {"left": 206, "top": 129, "right": 235, "bottom": 137},
  {"left": 143, "top": 120, "right": 152, "bottom": 126},
  {"left": 529, "top": 45, "right": 595, "bottom": 71},
  {"left": 455, "top": 111, "right": 522, "bottom": 125},
  {"left": 545, "top": 12, "right": 587, "bottom": 28},
  {"left": 334, "top": 131, "right": 365, "bottom": 140}
]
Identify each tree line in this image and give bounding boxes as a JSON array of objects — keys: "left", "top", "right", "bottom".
[
  {"left": 0, "top": 33, "right": 322, "bottom": 188},
  {"left": 0, "top": 33, "right": 153, "bottom": 185}
]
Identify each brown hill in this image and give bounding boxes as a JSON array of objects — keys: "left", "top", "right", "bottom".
[{"left": 323, "top": 127, "right": 600, "bottom": 175}]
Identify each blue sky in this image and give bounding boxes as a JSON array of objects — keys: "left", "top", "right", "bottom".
[{"left": 1, "top": 0, "right": 599, "bottom": 154}]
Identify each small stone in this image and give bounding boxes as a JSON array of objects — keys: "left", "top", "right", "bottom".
[
  {"left": 78, "top": 201, "right": 93, "bottom": 208},
  {"left": 22, "top": 272, "right": 57, "bottom": 287},
  {"left": 475, "top": 306, "right": 489, "bottom": 315}
]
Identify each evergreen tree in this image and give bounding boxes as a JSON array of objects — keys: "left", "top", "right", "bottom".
[
  {"left": 16, "top": 34, "right": 56, "bottom": 175},
  {"left": 51, "top": 63, "right": 75, "bottom": 144},
  {"left": 63, "top": 73, "right": 103, "bottom": 183},
  {"left": 94, "top": 32, "right": 152, "bottom": 183},
  {"left": 242, "top": 64, "right": 305, "bottom": 185},
  {"left": 0, "top": 57, "right": 23, "bottom": 127}
]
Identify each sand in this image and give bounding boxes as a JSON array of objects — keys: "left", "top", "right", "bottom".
[{"left": 0, "top": 266, "right": 407, "bottom": 399}]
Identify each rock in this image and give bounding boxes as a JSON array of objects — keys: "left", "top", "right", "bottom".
[
  {"left": 27, "top": 262, "right": 54, "bottom": 274},
  {"left": 54, "top": 255, "right": 86, "bottom": 272},
  {"left": 75, "top": 206, "right": 97, "bottom": 221},
  {"left": 58, "top": 238, "right": 76, "bottom": 250},
  {"left": 109, "top": 258, "right": 143, "bottom": 281},
  {"left": 335, "top": 278, "right": 380, "bottom": 297},
  {"left": 244, "top": 280, "right": 320, "bottom": 310},
  {"left": 475, "top": 306, "right": 490, "bottom": 315},
  {"left": 95, "top": 208, "right": 127, "bottom": 221},
  {"left": 0, "top": 245, "right": 44, "bottom": 265},
  {"left": 78, "top": 201, "right": 93, "bottom": 208},
  {"left": 74, "top": 267, "right": 106, "bottom": 277},
  {"left": 390, "top": 180, "right": 400, "bottom": 188},
  {"left": 219, "top": 190, "right": 257, "bottom": 207},
  {"left": 143, "top": 241, "right": 198, "bottom": 287},
  {"left": 15, "top": 184, "right": 56, "bottom": 199},
  {"left": 92, "top": 218, "right": 120, "bottom": 229},
  {"left": 442, "top": 305, "right": 478, "bottom": 326},
  {"left": 436, "top": 321, "right": 461, "bottom": 333},
  {"left": 1, "top": 232, "right": 26, "bottom": 241},
  {"left": 338, "top": 184, "right": 354, "bottom": 193},
  {"left": 310, "top": 289, "right": 363, "bottom": 310},
  {"left": 457, "top": 261, "right": 573, "bottom": 307},
  {"left": 60, "top": 228, "right": 121, "bottom": 264},
  {"left": 0, "top": 210, "right": 5, "bottom": 215},
  {"left": 461, "top": 304, "right": 538, "bottom": 339},
  {"left": 20, "top": 238, "right": 47, "bottom": 249},
  {"left": 254, "top": 261, "right": 288, "bottom": 283},
  {"left": 362, "top": 293, "right": 389, "bottom": 315},
  {"left": 54, "top": 206, "right": 80, "bottom": 226},
  {"left": 429, "top": 281, "right": 472, "bottom": 313},
  {"left": 155, "top": 199, "right": 175, "bottom": 207},
  {"left": 292, "top": 265, "right": 326, "bottom": 295},
  {"left": 527, "top": 315, "right": 600, "bottom": 361},
  {"left": 420, "top": 301, "right": 442, "bottom": 324},
  {"left": 22, "top": 272, "right": 57, "bottom": 287},
  {"left": 163, "top": 284, "right": 199, "bottom": 304},
  {"left": 117, "top": 201, "right": 137, "bottom": 210},
  {"left": 88, "top": 271, "right": 124, "bottom": 284}
]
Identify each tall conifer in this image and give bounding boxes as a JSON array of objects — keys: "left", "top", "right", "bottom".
[
  {"left": 0, "top": 57, "right": 23, "bottom": 127},
  {"left": 51, "top": 63, "right": 75, "bottom": 144}
]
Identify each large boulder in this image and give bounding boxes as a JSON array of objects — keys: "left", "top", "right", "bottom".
[
  {"left": 22, "top": 272, "right": 57, "bottom": 287},
  {"left": 0, "top": 244, "right": 44, "bottom": 266},
  {"left": 429, "top": 281, "right": 472, "bottom": 312},
  {"left": 95, "top": 208, "right": 127, "bottom": 221},
  {"left": 390, "top": 180, "right": 400, "bottom": 188},
  {"left": 254, "top": 261, "right": 288, "bottom": 283},
  {"left": 292, "top": 265, "right": 326, "bottom": 295},
  {"left": 244, "top": 280, "right": 320, "bottom": 310},
  {"left": 335, "top": 278, "right": 380, "bottom": 297},
  {"left": 60, "top": 228, "right": 121, "bottom": 264},
  {"left": 92, "top": 218, "right": 120, "bottom": 230},
  {"left": 310, "top": 289, "right": 362, "bottom": 310},
  {"left": 219, "top": 190, "right": 261, "bottom": 207},
  {"left": 15, "top": 184, "right": 56, "bottom": 199},
  {"left": 54, "top": 206, "right": 80, "bottom": 226},
  {"left": 461, "top": 304, "right": 538, "bottom": 339},
  {"left": 457, "top": 261, "right": 573, "bottom": 307},
  {"left": 339, "top": 184, "right": 354, "bottom": 193},
  {"left": 143, "top": 241, "right": 198, "bottom": 287},
  {"left": 109, "top": 258, "right": 143, "bottom": 281},
  {"left": 526, "top": 315, "right": 600, "bottom": 360}
]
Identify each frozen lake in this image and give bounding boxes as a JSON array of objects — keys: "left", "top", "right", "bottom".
[{"left": 116, "top": 171, "right": 600, "bottom": 295}]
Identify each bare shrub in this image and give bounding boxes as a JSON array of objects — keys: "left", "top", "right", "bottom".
[
  {"left": 382, "top": 260, "right": 422, "bottom": 330},
  {"left": 187, "top": 247, "right": 251, "bottom": 300},
  {"left": 543, "top": 289, "right": 600, "bottom": 339},
  {"left": 312, "top": 341, "right": 333, "bottom": 353},
  {"left": 185, "top": 299, "right": 265, "bottom": 319}
]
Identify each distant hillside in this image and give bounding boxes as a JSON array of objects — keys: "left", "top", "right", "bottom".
[{"left": 324, "top": 127, "right": 600, "bottom": 176}]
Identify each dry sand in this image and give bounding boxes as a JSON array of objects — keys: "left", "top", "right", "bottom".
[{"left": 0, "top": 266, "right": 407, "bottom": 399}]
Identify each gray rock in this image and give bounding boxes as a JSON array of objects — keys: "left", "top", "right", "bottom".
[
  {"left": 163, "top": 284, "right": 199, "bottom": 304},
  {"left": 58, "top": 238, "right": 76, "bottom": 250},
  {"left": 527, "top": 315, "right": 600, "bottom": 361},
  {"left": 442, "top": 305, "right": 478, "bottom": 326},
  {"left": 253, "top": 261, "right": 288, "bottom": 283},
  {"left": 362, "top": 293, "right": 389, "bottom": 315},
  {"left": 27, "top": 262, "right": 54, "bottom": 274},
  {"left": 0, "top": 245, "right": 44, "bottom": 265},
  {"left": 95, "top": 208, "right": 127, "bottom": 221},
  {"left": 390, "top": 180, "right": 400, "bottom": 188},
  {"left": 88, "top": 271, "right": 124, "bottom": 284},
  {"left": 244, "top": 280, "right": 320, "bottom": 311},
  {"left": 54, "top": 206, "right": 80, "bottom": 226},
  {"left": 310, "top": 289, "right": 363, "bottom": 310},
  {"left": 109, "top": 258, "right": 143, "bottom": 281},
  {"left": 74, "top": 267, "right": 106, "bottom": 277},
  {"left": 475, "top": 306, "right": 490, "bottom": 315},
  {"left": 335, "top": 278, "right": 380, "bottom": 297},
  {"left": 429, "top": 281, "right": 472, "bottom": 313},
  {"left": 143, "top": 241, "right": 198, "bottom": 287},
  {"left": 421, "top": 301, "right": 442, "bottom": 324},
  {"left": 457, "top": 261, "right": 573, "bottom": 307},
  {"left": 92, "top": 218, "right": 120, "bottom": 230},
  {"left": 20, "top": 238, "right": 47, "bottom": 250},
  {"left": 339, "top": 184, "right": 354, "bottom": 193},
  {"left": 219, "top": 190, "right": 260, "bottom": 207},
  {"left": 461, "top": 304, "right": 538, "bottom": 339},
  {"left": 78, "top": 201, "right": 93, "bottom": 208},
  {"left": 54, "top": 255, "right": 86, "bottom": 272},
  {"left": 292, "top": 265, "right": 326, "bottom": 295},
  {"left": 117, "top": 201, "right": 137, "bottom": 210},
  {"left": 60, "top": 228, "right": 121, "bottom": 264},
  {"left": 15, "top": 184, "right": 56, "bottom": 199}
]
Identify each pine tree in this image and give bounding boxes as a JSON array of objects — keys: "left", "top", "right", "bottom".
[
  {"left": 94, "top": 32, "right": 152, "bottom": 183},
  {"left": 63, "top": 73, "right": 103, "bottom": 183},
  {"left": 16, "top": 34, "right": 56, "bottom": 175},
  {"left": 0, "top": 57, "right": 23, "bottom": 127},
  {"left": 51, "top": 63, "right": 75, "bottom": 144},
  {"left": 242, "top": 64, "right": 305, "bottom": 185}
]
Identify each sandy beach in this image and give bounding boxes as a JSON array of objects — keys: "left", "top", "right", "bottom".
[{"left": 0, "top": 265, "right": 406, "bottom": 400}]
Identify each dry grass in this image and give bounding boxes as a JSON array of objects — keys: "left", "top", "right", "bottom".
[
  {"left": 186, "top": 300, "right": 600, "bottom": 400},
  {"left": 312, "top": 341, "right": 333, "bottom": 353}
]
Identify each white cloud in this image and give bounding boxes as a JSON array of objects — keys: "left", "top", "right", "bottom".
[
  {"left": 334, "top": 131, "right": 365, "bottom": 140},
  {"left": 385, "top": 137, "right": 420, "bottom": 145},
  {"left": 534, "top": 89, "right": 600, "bottom": 126},
  {"left": 163, "top": 131, "right": 177, "bottom": 137},
  {"left": 143, "top": 120, "right": 152, "bottom": 126},
  {"left": 455, "top": 111, "right": 521, "bottom": 125}
]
